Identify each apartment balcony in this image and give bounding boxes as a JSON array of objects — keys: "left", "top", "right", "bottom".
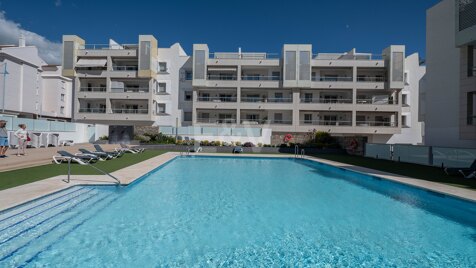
[
  {"left": 241, "top": 97, "right": 292, "bottom": 103},
  {"left": 311, "top": 76, "right": 354, "bottom": 89},
  {"left": 204, "top": 74, "right": 238, "bottom": 87},
  {"left": 110, "top": 65, "right": 138, "bottom": 78},
  {"left": 208, "top": 52, "right": 280, "bottom": 66},
  {"left": 111, "top": 108, "right": 148, "bottom": 114},
  {"left": 300, "top": 98, "right": 352, "bottom": 104},
  {"left": 240, "top": 75, "right": 281, "bottom": 87},
  {"left": 355, "top": 121, "right": 397, "bottom": 127},
  {"left": 197, "top": 96, "right": 237, "bottom": 102},
  {"left": 196, "top": 118, "right": 237, "bottom": 124},
  {"left": 110, "top": 87, "right": 150, "bottom": 93},
  {"left": 77, "top": 44, "right": 138, "bottom": 57}
]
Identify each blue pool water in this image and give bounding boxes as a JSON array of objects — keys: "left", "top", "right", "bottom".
[{"left": 1, "top": 156, "right": 476, "bottom": 267}]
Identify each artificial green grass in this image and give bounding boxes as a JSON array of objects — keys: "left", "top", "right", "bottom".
[
  {"left": 0, "top": 150, "right": 167, "bottom": 191},
  {"left": 311, "top": 154, "right": 476, "bottom": 191}
]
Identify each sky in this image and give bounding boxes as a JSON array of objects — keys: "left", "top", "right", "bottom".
[{"left": 0, "top": 0, "right": 441, "bottom": 64}]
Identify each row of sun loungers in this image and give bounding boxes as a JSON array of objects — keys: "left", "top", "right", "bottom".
[
  {"left": 52, "top": 144, "right": 145, "bottom": 165},
  {"left": 444, "top": 159, "right": 476, "bottom": 179}
]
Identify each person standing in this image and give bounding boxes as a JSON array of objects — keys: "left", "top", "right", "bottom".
[
  {"left": 0, "top": 120, "right": 8, "bottom": 158},
  {"left": 14, "top": 124, "right": 28, "bottom": 156}
]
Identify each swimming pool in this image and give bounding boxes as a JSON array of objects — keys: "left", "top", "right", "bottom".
[{"left": 1, "top": 156, "right": 475, "bottom": 267}]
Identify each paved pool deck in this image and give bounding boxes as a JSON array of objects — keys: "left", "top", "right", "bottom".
[{"left": 1, "top": 152, "right": 475, "bottom": 212}]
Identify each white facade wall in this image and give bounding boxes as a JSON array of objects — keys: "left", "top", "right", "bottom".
[
  {"left": 153, "top": 43, "right": 191, "bottom": 127},
  {"left": 387, "top": 53, "right": 425, "bottom": 145},
  {"left": 41, "top": 66, "right": 73, "bottom": 119},
  {"left": 0, "top": 45, "right": 73, "bottom": 120},
  {"left": 423, "top": 0, "right": 476, "bottom": 148}
]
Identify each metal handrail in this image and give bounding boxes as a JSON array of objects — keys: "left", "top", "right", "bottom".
[
  {"left": 206, "top": 74, "right": 237, "bottom": 80},
  {"left": 300, "top": 120, "right": 352, "bottom": 126},
  {"left": 313, "top": 53, "right": 384, "bottom": 60},
  {"left": 111, "top": 109, "right": 148, "bottom": 114},
  {"left": 110, "top": 87, "right": 150, "bottom": 93},
  {"left": 79, "top": 87, "right": 106, "bottom": 92},
  {"left": 209, "top": 52, "right": 280, "bottom": 59},
  {"left": 356, "top": 121, "right": 397, "bottom": 127},
  {"left": 312, "top": 77, "right": 353, "bottom": 82},
  {"left": 112, "top": 66, "right": 138, "bottom": 71},
  {"left": 197, "top": 96, "right": 237, "bottom": 102},
  {"left": 78, "top": 108, "right": 106, "bottom": 113},
  {"left": 63, "top": 159, "right": 121, "bottom": 185},
  {"left": 356, "top": 98, "right": 397, "bottom": 105},
  {"left": 356, "top": 76, "right": 386, "bottom": 82},
  {"left": 241, "top": 97, "right": 293, "bottom": 103}
]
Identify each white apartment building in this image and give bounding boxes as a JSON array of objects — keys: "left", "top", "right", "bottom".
[
  {"left": 387, "top": 53, "right": 425, "bottom": 145},
  {"left": 422, "top": 0, "right": 476, "bottom": 148},
  {"left": 192, "top": 44, "right": 406, "bottom": 143},
  {"left": 0, "top": 37, "right": 72, "bottom": 120},
  {"left": 62, "top": 35, "right": 192, "bottom": 141}
]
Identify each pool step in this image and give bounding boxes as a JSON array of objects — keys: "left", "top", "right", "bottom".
[
  {"left": 0, "top": 187, "right": 92, "bottom": 231},
  {"left": 0, "top": 188, "right": 117, "bottom": 266}
]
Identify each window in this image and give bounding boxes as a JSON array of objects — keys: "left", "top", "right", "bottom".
[
  {"left": 158, "top": 83, "right": 166, "bottom": 94},
  {"left": 184, "top": 112, "right": 192, "bottom": 122},
  {"left": 184, "top": 91, "right": 192, "bottom": 101},
  {"left": 468, "top": 91, "right": 476, "bottom": 125},
  {"left": 200, "top": 93, "right": 210, "bottom": 101},
  {"left": 157, "top": 103, "right": 166, "bottom": 114},
  {"left": 272, "top": 71, "right": 280, "bottom": 81},
  {"left": 274, "top": 113, "right": 283, "bottom": 124},
  {"left": 467, "top": 46, "right": 475, "bottom": 77},
  {"left": 402, "top": 94, "right": 408, "bottom": 106},
  {"left": 274, "top": 92, "right": 284, "bottom": 103},
  {"left": 60, "top": 94, "right": 65, "bottom": 102},
  {"left": 304, "top": 93, "right": 313, "bottom": 103},
  {"left": 185, "top": 71, "right": 193, "bottom": 80},
  {"left": 60, "top": 106, "right": 65, "bottom": 114},
  {"left": 304, "top": 114, "right": 312, "bottom": 124},
  {"left": 404, "top": 72, "right": 410, "bottom": 85},
  {"left": 402, "top": 115, "right": 408, "bottom": 127},
  {"left": 158, "top": 62, "right": 167, "bottom": 73}
]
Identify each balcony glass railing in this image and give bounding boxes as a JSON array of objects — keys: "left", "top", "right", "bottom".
[
  {"left": 79, "top": 87, "right": 106, "bottom": 92},
  {"left": 197, "top": 96, "right": 237, "bottom": 102},
  {"left": 356, "top": 121, "right": 397, "bottom": 127},
  {"left": 111, "top": 87, "right": 149, "bottom": 93},
  {"left": 196, "top": 118, "right": 237, "bottom": 124},
  {"left": 78, "top": 108, "right": 106, "bottom": 113},
  {"left": 241, "top": 75, "right": 281, "bottom": 81},
  {"left": 206, "top": 74, "right": 237, "bottom": 80},
  {"left": 79, "top": 44, "right": 138, "bottom": 50},
  {"left": 356, "top": 98, "right": 397, "bottom": 105},
  {"left": 300, "top": 120, "right": 352, "bottom": 126},
  {"left": 111, "top": 109, "right": 148, "bottom": 114},
  {"left": 300, "top": 98, "right": 352, "bottom": 104},
  {"left": 112, "top": 66, "right": 138, "bottom": 71},
  {"left": 241, "top": 97, "right": 293, "bottom": 103},
  {"left": 209, "top": 52, "right": 280, "bottom": 60},
  {"left": 312, "top": 77, "right": 353, "bottom": 82},
  {"left": 357, "top": 76, "right": 386, "bottom": 82},
  {"left": 313, "top": 53, "right": 383, "bottom": 60}
]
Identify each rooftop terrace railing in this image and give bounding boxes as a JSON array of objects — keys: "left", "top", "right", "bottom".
[
  {"left": 79, "top": 44, "right": 139, "bottom": 50},
  {"left": 313, "top": 53, "right": 384, "bottom": 60},
  {"left": 209, "top": 52, "right": 280, "bottom": 60}
]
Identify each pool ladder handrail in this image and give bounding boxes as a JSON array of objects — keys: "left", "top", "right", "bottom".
[
  {"left": 180, "top": 146, "right": 191, "bottom": 156},
  {"left": 294, "top": 145, "right": 305, "bottom": 159},
  {"left": 62, "top": 158, "right": 121, "bottom": 185}
]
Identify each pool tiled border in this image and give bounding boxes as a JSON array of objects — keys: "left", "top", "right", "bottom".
[{"left": 1, "top": 152, "right": 475, "bottom": 212}]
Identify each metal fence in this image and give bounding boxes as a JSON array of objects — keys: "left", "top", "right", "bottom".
[{"left": 364, "top": 143, "right": 476, "bottom": 168}]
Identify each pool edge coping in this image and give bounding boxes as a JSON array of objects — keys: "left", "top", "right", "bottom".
[{"left": 1, "top": 152, "right": 475, "bottom": 212}]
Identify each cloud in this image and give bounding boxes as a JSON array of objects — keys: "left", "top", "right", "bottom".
[{"left": 0, "top": 11, "right": 61, "bottom": 64}]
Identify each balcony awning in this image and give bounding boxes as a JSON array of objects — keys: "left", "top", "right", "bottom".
[
  {"left": 76, "top": 58, "right": 107, "bottom": 67},
  {"left": 207, "top": 67, "right": 237, "bottom": 72}
]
